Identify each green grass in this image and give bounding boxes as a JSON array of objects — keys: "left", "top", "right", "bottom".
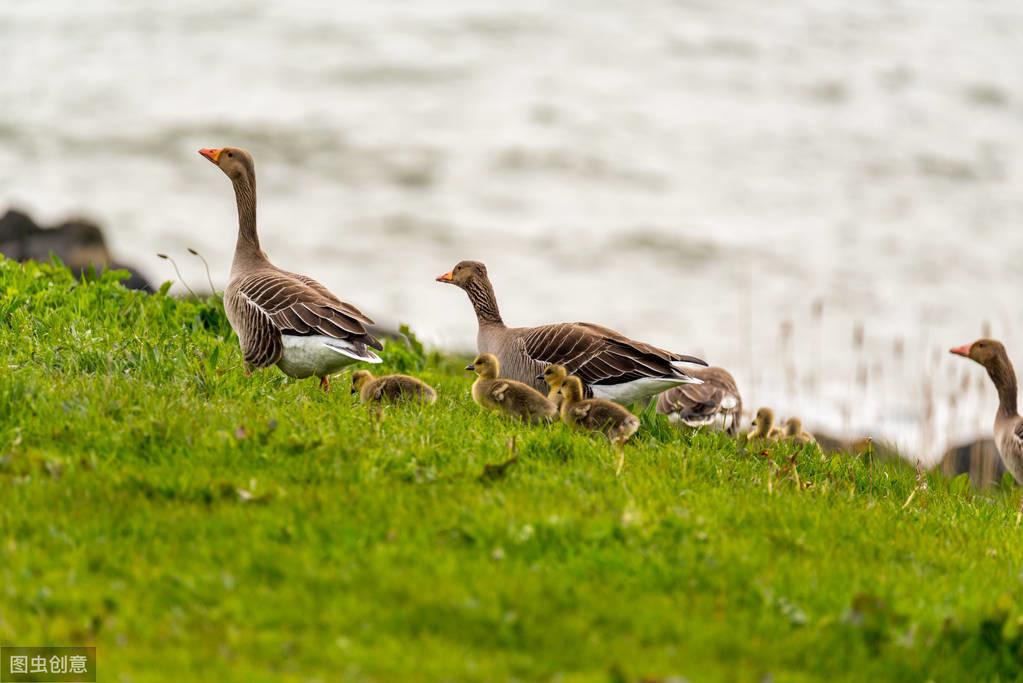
[{"left": 2, "top": 257, "right": 1023, "bottom": 682}]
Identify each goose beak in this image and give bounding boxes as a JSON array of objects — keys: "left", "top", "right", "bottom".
[
  {"left": 950, "top": 343, "right": 971, "bottom": 357},
  {"left": 464, "top": 363, "right": 475, "bottom": 372},
  {"left": 199, "top": 148, "right": 222, "bottom": 163},
  {"left": 535, "top": 374, "right": 544, "bottom": 381},
  {"left": 436, "top": 271, "right": 454, "bottom": 283}
]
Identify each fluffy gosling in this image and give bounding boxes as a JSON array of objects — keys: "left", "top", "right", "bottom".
[
  {"left": 468, "top": 353, "right": 557, "bottom": 424},
  {"left": 350, "top": 370, "right": 437, "bottom": 405},
  {"left": 783, "top": 417, "right": 815, "bottom": 444},
  {"left": 560, "top": 374, "right": 640, "bottom": 475},
  {"left": 539, "top": 364, "right": 568, "bottom": 409},
  {"left": 749, "top": 407, "right": 781, "bottom": 440}
]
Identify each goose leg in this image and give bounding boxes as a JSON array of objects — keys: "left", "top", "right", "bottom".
[
  {"left": 1017, "top": 495, "right": 1022, "bottom": 528},
  {"left": 320, "top": 375, "right": 330, "bottom": 393}
]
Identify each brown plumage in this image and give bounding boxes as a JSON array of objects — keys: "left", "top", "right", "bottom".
[
  {"left": 559, "top": 375, "right": 640, "bottom": 447},
  {"left": 468, "top": 353, "right": 557, "bottom": 424},
  {"left": 951, "top": 340, "right": 1023, "bottom": 492},
  {"left": 199, "top": 147, "right": 381, "bottom": 391},
  {"left": 656, "top": 366, "right": 742, "bottom": 435},
  {"left": 782, "top": 417, "right": 815, "bottom": 444},
  {"left": 748, "top": 407, "right": 781, "bottom": 440},
  {"left": 436, "top": 260, "right": 706, "bottom": 405},
  {"left": 350, "top": 370, "right": 437, "bottom": 405}
]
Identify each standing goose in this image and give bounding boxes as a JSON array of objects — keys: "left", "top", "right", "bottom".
[
  {"left": 436, "top": 260, "right": 706, "bottom": 405},
  {"left": 951, "top": 339, "right": 1023, "bottom": 517},
  {"left": 199, "top": 147, "right": 382, "bottom": 391},
  {"left": 656, "top": 366, "right": 742, "bottom": 435}
]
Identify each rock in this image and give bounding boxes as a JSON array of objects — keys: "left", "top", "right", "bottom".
[
  {"left": 0, "top": 209, "right": 153, "bottom": 291},
  {"left": 940, "top": 438, "right": 1006, "bottom": 488}
]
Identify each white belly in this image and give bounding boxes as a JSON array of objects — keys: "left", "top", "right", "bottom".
[
  {"left": 277, "top": 335, "right": 381, "bottom": 379},
  {"left": 592, "top": 377, "right": 696, "bottom": 405}
]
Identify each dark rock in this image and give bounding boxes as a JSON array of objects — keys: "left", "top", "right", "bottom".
[
  {"left": 0, "top": 209, "right": 153, "bottom": 291},
  {"left": 941, "top": 438, "right": 1006, "bottom": 488}
]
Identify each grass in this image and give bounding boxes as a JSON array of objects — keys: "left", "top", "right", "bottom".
[{"left": 2, "top": 257, "right": 1023, "bottom": 682}]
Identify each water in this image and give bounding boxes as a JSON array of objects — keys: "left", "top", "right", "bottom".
[{"left": 3, "top": 0, "right": 1023, "bottom": 462}]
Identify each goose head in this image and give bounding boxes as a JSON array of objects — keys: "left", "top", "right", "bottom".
[
  {"left": 539, "top": 364, "right": 568, "bottom": 388},
  {"left": 199, "top": 147, "right": 255, "bottom": 184},
  {"left": 560, "top": 375, "right": 585, "bottom": 404},
  {"left": 751, "top": 407, "right": 775, "bottom": 438},
  {"left": 436, "top": 260, "right": 488, "bottom": 289},
  {"left": 950, "top": 338, "right": 1008, "bottom": 370},
  {"left": 351, "top": 369, "right": 375, "bottom": 395},
  {"left": 466, "top": 352, "right": 500, "bottom": 380}
]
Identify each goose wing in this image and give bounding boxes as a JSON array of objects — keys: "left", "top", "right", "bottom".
[
  {"left": 229, "top": 270, "right": 381, "bottom": 368},
  {"left": 657, "top": 368, "right": 740, "bottom": 419},
  {"left": 519, "top": 322, "right": 706, "bottom": 388}
]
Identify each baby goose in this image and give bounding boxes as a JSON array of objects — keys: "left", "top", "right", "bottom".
[
  {"left": 539, "top": 364, "right": 568, "bottom": 409},
  {"left": 748, "top": 407, "right": 781, "bottom": 440},
  {"left": 560, "top": 375, "right": 640, "bottom": 474},
  {"left": 350, "top": 370, "right": 437, "bottom": 405},
  {"left": 468, "top": 353, "right": 557, "bottom": 424},
  {"left": 560, "top": 375, "right": 640, "bottom": 445},
  {"left": 783, "top": 417, "right": 815, "bottom": 444}
]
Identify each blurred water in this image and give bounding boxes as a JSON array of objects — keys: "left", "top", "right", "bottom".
[{"left": 3, "top": 0, "right": 1023, "bottom": 461}]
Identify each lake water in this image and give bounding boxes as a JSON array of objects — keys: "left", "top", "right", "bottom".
[{"left": 3, "top": 0, "right": 1023, "bottom": 462}]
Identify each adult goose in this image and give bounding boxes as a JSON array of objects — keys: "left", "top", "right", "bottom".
[
  {"left": 199, "top": 147, "right": 382, "bottom": 391},
  {"left": 656, "top": 366, "right": 742, "bottom": 435},
  {"left": 437, "top": 260, "right": 706, "bottom": 405},
  {"left": 951, "top": 339, "right": 1023, "bottom": 516}
]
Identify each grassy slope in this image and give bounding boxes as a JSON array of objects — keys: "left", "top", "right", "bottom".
[{"left": 2, "top": 258, "right": 1023, "bottom": 682}]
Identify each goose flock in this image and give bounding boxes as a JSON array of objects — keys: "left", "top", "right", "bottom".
[{"left": 199, "top": 147, "right": 1023, "bottom": 504}]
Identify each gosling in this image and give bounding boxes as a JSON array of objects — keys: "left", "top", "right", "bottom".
[
  {"left": 539, "top": 364, "right": 568, "bottom": 409},
  {"left": 559, "top": 375, "right": 640, "bottom": 446},
  {"left": 748, "top": 407, "right": 781, "bottom": 440},
  {"left": 783, "top": 417, "right": 815, "bottom": 444},
  {"left": 350, "top": 370, "right": 437, "bottom": 405},
  {"left": 468, "top": 353, "right": 557, "bottom": 424}
]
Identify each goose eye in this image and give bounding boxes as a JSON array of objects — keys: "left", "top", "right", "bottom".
[{"left": 227, "top": 152, "right": 234, "bottom": 158}]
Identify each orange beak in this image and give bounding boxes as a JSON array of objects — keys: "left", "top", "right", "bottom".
[
  {"left": 199, "top": 148, "right": 222, "bottom": 163},
  {"left": 950, "top": 343, "right": 972, "bottom": 357},
  {"left": 435, "top": 271, "right": 454, "bottom": 283}
]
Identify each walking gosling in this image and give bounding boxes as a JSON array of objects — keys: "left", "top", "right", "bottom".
[
  {"left": 351, "top": 370, "right": 437, "bottom": 405},
  {"left": 783, "top": 417, "right": 815, "bottom": 444},
  {"left": 749, "top": 407, "right": 781, "bottom": 440},
  {"left": 468, "top": 353, "right": 557, "bottom": 424},
  {"left": 560, "top": 375, "right": 640, "bottom": 474},
  {"left": 560, "top": 376, "right": 640, "bottom": 446}
]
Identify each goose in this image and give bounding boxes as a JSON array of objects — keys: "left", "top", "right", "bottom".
[
  {"left": 748, "top": 407, "right": 780, "bottom": 440},
  {"left": 656, "top": 366, "right": 742, "bottom": 435},
  {"left": 467, "top": 353, "right": 557, "bottom": 424},
  {"left": 951, "top": 339, "right": 1023, "bottom": 516},
  {"left": 539, "top": 363, "right": 568, "bottom": 409},
  {"left": 782, "top": 417, "right": 815, "bottom": 444},
  {"left": 436, "top": 260, "right": 706, "bottom": 405},
  {"left": 199, "top": 147, "right": 381, "bottom": 391},
  {"left": 350, "top": 370, "right": 437, "bottom": 405}
]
